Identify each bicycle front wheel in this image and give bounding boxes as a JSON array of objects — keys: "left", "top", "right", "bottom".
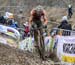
[{"left": 38, "top": 29, "right": 45, "bottom": 60}]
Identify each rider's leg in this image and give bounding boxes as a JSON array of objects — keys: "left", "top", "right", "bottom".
[
  {"left": 34, "top": 30, "right": 42, "bottom": 57},
  {"left": 34, "top": 30, "right": 39, "bottom": 48},
  {"left": 39, "top": 29, "right": 46, "bottom": 60},
  {"left": 39, "top": 29, "right": 45, "bottom": 49}
]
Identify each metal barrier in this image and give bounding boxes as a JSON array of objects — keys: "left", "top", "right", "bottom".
[{"left": 51, "top": 28, "right": 75, "bottom": 36}]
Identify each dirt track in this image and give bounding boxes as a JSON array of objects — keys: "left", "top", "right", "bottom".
[{"left": 0, "top": 43, "right": 56, "bottom": 65}]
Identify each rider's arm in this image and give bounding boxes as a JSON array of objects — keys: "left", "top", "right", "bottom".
[
  {"left": 29, "top": 10, "right": 34, "bottom": 26},
  {"left": 43, "top": 10, "right": 48, "bottom": 25},
  {"left": 29, "top": 15, "right": 33, "bottom": 25}
]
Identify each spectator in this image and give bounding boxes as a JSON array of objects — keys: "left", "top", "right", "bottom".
[
  {"left": 15, "top": 22, "right": 19, "bottom": 28},
  {"left": 68, "top": 4, "right": 73, "bottom": 19},
  {"left": 0, "top": 16, "right": 7, "bottom": 24},
  {"left": 22, "top": 22, "right": 30, "bottom": 39},
  {"left": 8, "top": 18, "right": 19, "bottom": 29},
  {"left": 8, "top": 19, "right": 14, "bottom": 25},
  {"left": 58, "top": 16, "right": 72, "bottom": 36}
]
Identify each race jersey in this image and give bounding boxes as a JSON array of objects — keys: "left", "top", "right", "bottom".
[
  {"left": 31, "top": 10, "right": 44, "bottom": 24},
  {"left": 30, "top": 10, "right": 46, "bottom": 27},
  {"left": 31, "top": 10, "right": 44, "bottom": 21},
  {"left": 29, "top": 9, "right": 48, "bottom": 28}
]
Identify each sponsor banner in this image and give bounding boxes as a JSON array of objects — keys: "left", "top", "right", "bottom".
[
  {"left": 0, "top": 36, "right": 17, "bottom": 47},
  {"left": 6, "top": 32, "right": 15, "bottom": 38},
  {"left": 19, "top": 37, "right": 34, "bottom": 52},
  {"left": 7, "top": 26, "right": 20, "bottom": 39},
  {"left": 57, "top": 35, "right": 75, "bottom": 63},
  {"left": 19, "top": 36, "right": 55, "bottom": 52},
  {"left": 0, "top": 25, "right": 7, "bottom": 33},
  {"left": 6, "top": 38, "right": 17, "bottom": 47},
  {"left": 44, "top": 36, "right": 55, "bottom": 52},
  {"left": 0, "top": 25, "right": 20, "bottom": 39},
  {"left": 0, "top": 37, "right": 7, "bottom": 44}
]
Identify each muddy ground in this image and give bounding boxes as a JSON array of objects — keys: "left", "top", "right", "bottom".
[{"left": 0, "top": 43, "right": 59, "bottom": 65}]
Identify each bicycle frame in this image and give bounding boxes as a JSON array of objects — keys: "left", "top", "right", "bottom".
[{"left": 32, "top": 27, "right": 45, "bottom": 60}]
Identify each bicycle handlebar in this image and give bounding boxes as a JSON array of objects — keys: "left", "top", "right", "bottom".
[{"left": 30, "top": 25, "right": 47, "bottom": 31}]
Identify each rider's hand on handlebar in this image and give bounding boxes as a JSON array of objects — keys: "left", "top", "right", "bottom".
[{"left": 43, "top": 24, "right": 47, "bottom": 28}]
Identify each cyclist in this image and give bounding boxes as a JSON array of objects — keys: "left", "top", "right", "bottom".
[{"left": 29, "top": 5, "right": 48, "bottom": 59}]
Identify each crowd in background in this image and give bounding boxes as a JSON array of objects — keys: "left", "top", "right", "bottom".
[{"left": 0, "top": 4, "right": 73, "bottom": 39}]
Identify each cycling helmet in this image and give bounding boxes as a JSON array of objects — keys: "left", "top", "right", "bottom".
[{"left": 34, "top": 5, "right": 44, "bottom": 11}]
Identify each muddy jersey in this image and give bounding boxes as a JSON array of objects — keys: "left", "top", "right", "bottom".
[
  {"left": 30, "top": 9, "right": 47, "bottom": 27},
  {"left": 31, "top": 10, "right": 45, "bottom": 26},
  {"left": 32, "top": 10, "right": 44, "bottom": 21}
]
